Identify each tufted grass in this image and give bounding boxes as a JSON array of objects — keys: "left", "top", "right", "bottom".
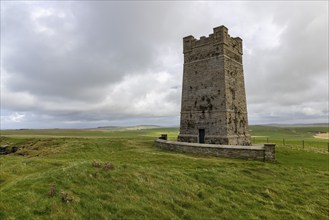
[{"left": 0, "top": 126, "right": 328, "bottom": 219}]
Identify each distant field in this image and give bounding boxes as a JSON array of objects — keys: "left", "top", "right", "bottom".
[{"left": 0, "top": 125, "right": 328, "bottom": 219}]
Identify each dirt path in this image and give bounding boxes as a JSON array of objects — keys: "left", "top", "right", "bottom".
[{"left": 314, "top": 133, "right": 329, "bottom": 139}]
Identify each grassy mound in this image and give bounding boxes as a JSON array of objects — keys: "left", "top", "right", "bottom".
[{"left": 0, "top": 126, "right": 328, "bottom": 219}]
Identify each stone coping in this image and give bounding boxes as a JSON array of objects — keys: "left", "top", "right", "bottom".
[
  {"left": 155, "top": 138, "right": 276, "bottom": 162},
  {"left": 155, "top": 139, "right": 264, "bottom": 150}
]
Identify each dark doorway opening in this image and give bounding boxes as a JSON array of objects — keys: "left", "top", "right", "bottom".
[{"left": 199, "top": 129, "right": 205, "bottom": 143}]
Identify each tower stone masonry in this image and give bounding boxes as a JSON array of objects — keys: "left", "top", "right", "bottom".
[{"left": 178, "top": 26, "right": 251, "bottom": 145}]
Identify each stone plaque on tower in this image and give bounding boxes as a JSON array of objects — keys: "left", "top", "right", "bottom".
[{"left": 178, "top": 26, "right": 251, "bottom": 145}]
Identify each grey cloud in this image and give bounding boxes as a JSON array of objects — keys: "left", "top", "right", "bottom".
[
  {"left": 244, "top": 2, "right": 328, "bottom": 120},
  {"left": 3, "top": 2, "right": 174, "bottom": 101},
  {"left": 1, "top": 1, "right": 328, "bottom": 128}
]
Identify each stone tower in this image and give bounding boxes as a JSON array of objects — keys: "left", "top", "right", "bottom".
[{"left": 178, "top": 26, "right": 251, "bottom": 145}]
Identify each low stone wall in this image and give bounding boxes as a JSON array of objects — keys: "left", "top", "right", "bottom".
[{"left": 154, "top": 139, "right": 275, "bottom": 162}]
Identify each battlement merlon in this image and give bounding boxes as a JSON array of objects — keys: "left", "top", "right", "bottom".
[{"left": 183, "top": 26, "right": 243, "bottom": 55}]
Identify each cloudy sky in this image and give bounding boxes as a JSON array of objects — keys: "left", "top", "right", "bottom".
[{"left": 1, "top": 1, "right": 328, "bottom": 129}]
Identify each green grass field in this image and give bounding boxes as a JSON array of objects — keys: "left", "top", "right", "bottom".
[{"left": 0, "top": 126, "right": 328, "bottom": 219}]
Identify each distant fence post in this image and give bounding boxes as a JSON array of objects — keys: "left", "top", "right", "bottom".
[{"left": 302, "top": 140, "right": 304, "bottom": 149}]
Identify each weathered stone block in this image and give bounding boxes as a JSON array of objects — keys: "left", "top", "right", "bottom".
[
  {"left": 159, "top": 134, "right": 168, "bottom": 140},
  {"left": 264, "top": 143, "right": 276, "bottom": 162}
]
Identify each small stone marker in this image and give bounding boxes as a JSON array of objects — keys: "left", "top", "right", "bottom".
[{"left": 159, "top": 134, "right": 168, "bottom": 140}]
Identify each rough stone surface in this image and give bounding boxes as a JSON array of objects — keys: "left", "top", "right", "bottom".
[
  {"left": 178, "top": 26, "right": 251, "bottom": 145},
  {"left": 0, "top": 146, "right": 8, "bottom": 155},
  {"left": 155, "top": 139, "right": 275, "bottom": 162},
  {"left": 0, "top": 145, "right": 19, "bottom": 155},
  {"left": 264, "top": 143, "right": 276, "bottom": 161}
]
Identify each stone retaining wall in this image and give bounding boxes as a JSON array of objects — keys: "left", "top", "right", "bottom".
[{"left": 154, "top": 139, "right": 275, "bottom": 162}]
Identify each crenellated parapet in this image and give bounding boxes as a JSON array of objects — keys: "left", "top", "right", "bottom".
[{"left": 183, "top": 26, "right": 243, "bottom": 64}]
